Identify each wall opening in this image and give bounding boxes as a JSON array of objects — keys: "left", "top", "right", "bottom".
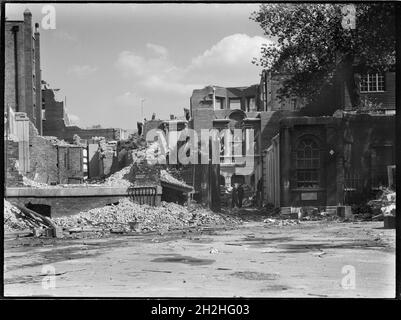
[{"left": 25, "top": 202, "right": 51, "bottom": 218}]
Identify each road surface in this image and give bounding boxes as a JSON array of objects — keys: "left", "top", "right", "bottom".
[{"left": 4, "top": 220, "right": 395, "bottom": 297}]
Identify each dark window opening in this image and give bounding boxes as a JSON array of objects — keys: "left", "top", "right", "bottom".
[{"left": 25, "top": 203, "right": 51, "bottom": 218}]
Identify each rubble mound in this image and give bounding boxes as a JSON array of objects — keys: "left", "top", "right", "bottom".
[
  {"left": 160, "top": 169, "right": 192, "bottom": 189},
  {"left": 367, "top": 188, "right": 396, "bottom": 220},
  {"left": 4, "top": 200, "right": 31, "bottom": 232},
  {"left": 22, "top": 176, "right": 56, "bottom": 188},
  {"left": 53, "top": 198, "right": 241, "bottom": 234},
  {"left": 103, "top": 165, "right": 132, "bottom": 188}
]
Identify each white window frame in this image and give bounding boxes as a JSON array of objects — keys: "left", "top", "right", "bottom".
[{"left": 360, "top": 73, "right": 385, "bottom": 93}]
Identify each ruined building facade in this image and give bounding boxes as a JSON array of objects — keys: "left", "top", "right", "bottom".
[
  {"left": 42, "top": 85, "right": 128, "bottom": 143},
  {"left": 4, "top": 9, "right": 42, "bottom": 134}
]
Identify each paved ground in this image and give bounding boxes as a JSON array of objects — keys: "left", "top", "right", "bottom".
[{"left": 4, "top": 220, "right": 395, "bottom": 297}]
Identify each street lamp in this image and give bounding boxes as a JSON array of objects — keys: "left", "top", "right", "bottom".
[{"left": 140, "top": 98, "right": 146, "bottom": 120}]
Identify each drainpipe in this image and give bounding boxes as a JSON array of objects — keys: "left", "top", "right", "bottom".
[
  {"left": 212, "top": 86, "right": 216, "bottom": 110},
  {"left": 11, "top": 25, "right": 19, "bottom": 111},
  {"left": 56, "top": 145, "right": 60, "bottom": 184}
]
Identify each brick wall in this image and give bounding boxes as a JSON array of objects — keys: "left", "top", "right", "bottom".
[
  {"left": 57, "top": 146, "right": 84, "bottom": 184},
  {"left": 143, "top": 119, "right": 163, "bottom": 138},
  {"left": 4, "top": 12, "right": 40, "bottom": 131},
  {"left": 260, "top": 110, "right": 298, "bottom": 151},
  {"left": 4, "top": 21, "right": 26, "bottom": 114},
  {"left": 5, "top": 140, "right": 24, "bottom": 187},
  {"left": 27, "top": 121, "right": 84, "bottom": 184}
]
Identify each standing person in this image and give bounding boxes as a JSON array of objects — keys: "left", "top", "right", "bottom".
[
  {"left": 257, "top": 178, "right": 263, "bottom": 208},
  {"left": 231, "top": 183, "right": 239, "bottom": 208},
  {"left": 237, "top": 183, "right": 244, "bottom": 208}
]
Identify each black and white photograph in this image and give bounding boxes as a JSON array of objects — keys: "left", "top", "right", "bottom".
[{"left": 2, "top": 1, "right": 398, "bottom": 301}]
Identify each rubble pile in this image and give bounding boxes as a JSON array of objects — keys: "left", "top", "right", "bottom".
[
  {"left": 4, "top": 200, "right": 31, "bottom": 232},
  {"left": 263, "top": 218, "right": 300, "bottom": 227},
  {"left": 22, "top": 176, "right": 56, "bottom": 188},
  {"left": 53, "top": 198, "right": 241, "bottom": 234},
  {"left": 367, "top": 188, "right": 396, "bottom": 220},
  {"left": 103, "top": 142, "right": 191, "bottom": 189},
  {"left": 160, "top": 169, "right": 192, "bottom": 189},
  {"left": 103, "top": 165, "right": 132, "bottom": 188},
  {"left": 42, "top": 136, "right": 74, "bottom": 146}
]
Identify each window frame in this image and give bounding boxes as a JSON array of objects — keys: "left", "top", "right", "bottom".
[
  {"left": 360, "top": 73, "right": 385, "bottom": 93},
  {"left": 228, "top": 98, "right": 241, "bottom": 110},
  {"left": 295, "top": 138, "right": 321, "bottom": 189}
]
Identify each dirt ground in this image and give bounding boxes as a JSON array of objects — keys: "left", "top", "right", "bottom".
[{"left": 3, "top": 218, "right": 395, "bottom": 298}]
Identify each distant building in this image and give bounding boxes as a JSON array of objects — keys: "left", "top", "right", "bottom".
[
  {"left": 344, "top": 71, "right": 396, "bottom": 113},
  {"left": 4, "top": 9, "right": 42, "bottom": 134},
  {"left": 259, "top": 70, "right": 306, "bottom": 112},
  {"left": 189, "top": 84, "right": 299, "bottom": 206},
  {"left": 259, "top": 69, "right": 396, "bottom": 115}
]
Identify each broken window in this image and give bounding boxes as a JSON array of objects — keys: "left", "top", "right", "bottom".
[{"left": 296, "top": 138, "right": 320, "bottom": 188}]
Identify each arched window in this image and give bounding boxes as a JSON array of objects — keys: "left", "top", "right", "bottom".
[{"left": 296, "top": 138, "right": 320, "bottom": 188}]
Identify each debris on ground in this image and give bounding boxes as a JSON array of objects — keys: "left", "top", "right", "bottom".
[
  {"left": 103, "top": 164, "right": 132, "bottom": 188},
  {"left": 160, "top": 169, "right": 192, "bottom": 190},
  {"left": 263, "top": 218, "right": 300, "bottom": 226},
  {"left": 53, "top": 198, "right": 242, "bottom": 236},
  {"left": 22, "top": 176, "right": 55, "bottom": 188},
  {"left": 367, "top": 188, "right": 396, "bottom": 221},
  {"left": 4, "top": 200, "right": 62, "bottom": 237},
  {"left": 4, "top": 200, "right": 31, "bottom": 232}
]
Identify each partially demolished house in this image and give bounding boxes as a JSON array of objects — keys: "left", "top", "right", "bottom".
[
  {"left": 4, "top": 11, "right": 130, "bottom": 187},
  {"left": 42, "top": 83, "right": 129, "bottom": 143},
  {"left": 4, "top": 11, "right": 86, "bottom": 187}
]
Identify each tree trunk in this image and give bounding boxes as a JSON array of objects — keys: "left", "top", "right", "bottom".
[{"left": 342, "top": 54, "right": 361, "bottom": 109}]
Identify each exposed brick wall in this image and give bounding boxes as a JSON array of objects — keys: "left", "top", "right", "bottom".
[
  {"left": 5, "top": 140, "right": 24, "bottom": 187},
  {"left": 143, "top": 119, "right": 163, "bottom": 138},
  {"left": 28, "top": 128, "right": 58, "bottom": 184},
  {"left": 4, "top": 21, "right": 27, "bottom": 115},
  {"left": 57, "top": 146, "right": 84, "bottom": 183},
  {"left": 27, "top": 121, "right": 84, "bottom": 184}
]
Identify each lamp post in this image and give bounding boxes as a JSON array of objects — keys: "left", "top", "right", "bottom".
[{"left": 140, "top": 98, "right": 145, "bottom": 120}]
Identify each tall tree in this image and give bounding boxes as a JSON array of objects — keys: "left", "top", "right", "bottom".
[{"left": 251, "top": 3, "right": 396, "bottom": 109}]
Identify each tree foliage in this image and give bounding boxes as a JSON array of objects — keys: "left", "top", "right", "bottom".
[{"left": 250, "top": 3, "right": 396, "bottom": 104}]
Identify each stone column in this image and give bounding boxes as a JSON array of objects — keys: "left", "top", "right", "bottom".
[{"left": 280, "top": 125, "right": 291, "bottom": 207}]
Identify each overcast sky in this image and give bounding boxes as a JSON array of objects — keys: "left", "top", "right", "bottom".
[{"left": 6, "top": 3, "right": 269, "bottom": 130}]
